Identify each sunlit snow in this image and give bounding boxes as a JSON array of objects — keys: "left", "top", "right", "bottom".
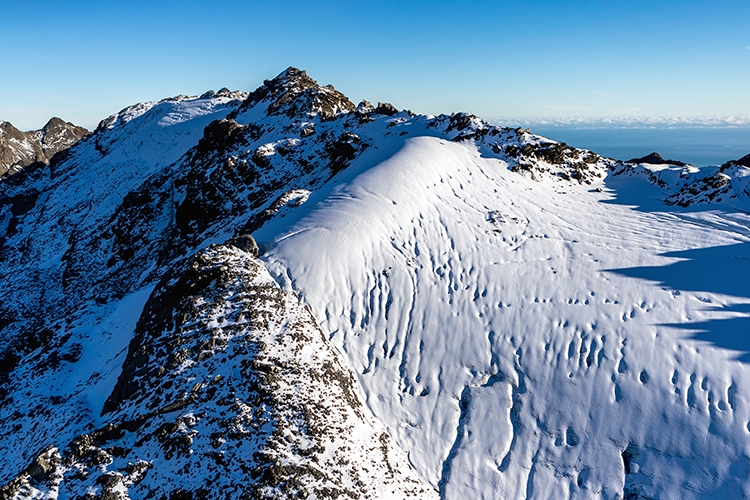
[{"left": 260, "top": 136, "right": 750, "bottom": 499}]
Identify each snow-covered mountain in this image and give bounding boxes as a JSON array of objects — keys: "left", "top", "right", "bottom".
[
  {"left": 2, "top": 67, "right": 750, "bottom": 499},
  {"left": 0, "top": 118, "right": 88, "bottom": 179}
]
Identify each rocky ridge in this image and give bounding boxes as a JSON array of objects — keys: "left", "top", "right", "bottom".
[
  {"left": 1, "top": 67, "right": 749, "bottom": 498},
  {"left": 1, "top": 243, "right": 436, "bottom": 499},
  {"left": 0, "top": 117, "right": 87, "bottom": 178},
  {"left": 612, "top": 152, "right": 750, "bottom": 207}
]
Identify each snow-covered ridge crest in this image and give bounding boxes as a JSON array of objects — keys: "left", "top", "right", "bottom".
[
  {"left": 94, "top": 89, "right": 248, "bottom": 133},
  {"left": 2, "top": 66, "right": 750, "bottom": 499}
]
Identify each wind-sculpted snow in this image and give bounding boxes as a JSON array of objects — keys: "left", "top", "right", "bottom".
[
  {"left": 260, "top": 137, "right": 750, "bottom": 499},
  {"left": 2, "top": 67, "right": 750, "bottom": 499}
]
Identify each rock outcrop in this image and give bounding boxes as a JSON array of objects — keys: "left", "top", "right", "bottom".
[
  {"left": 1, "top": 244, "right": 436, "bottom": 499},
  {"left": 0, "top": 117, "right": 87, "bottom": 178},
  {"left": 627, "top": 151, "right": 686, "bottom": 167}
]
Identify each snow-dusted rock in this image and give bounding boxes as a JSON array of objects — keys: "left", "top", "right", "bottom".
[
  {"left": 611, "top": 152, "right": 750, "bottom": 208},
  {"left": 0, "top": 117, "right": 87, "bottom": 178},
  {"left": 2, "top": 67, "right": 750, "bottom": 500},
  {"left": 1, "top": 244, "right": 436, "bottom": 499}
]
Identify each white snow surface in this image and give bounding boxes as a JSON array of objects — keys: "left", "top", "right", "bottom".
[
  {"left": 7, "top": 93, "right": 246, "bottom": 268},
  {"left": 259, "top": 136, "right": 750, "bottom": 499},
  {"left": 3, "top": 68, "right": 750, "bottom": 499},
  {"left": 0, "top": 92, "right": 247, "bottom": 482}
]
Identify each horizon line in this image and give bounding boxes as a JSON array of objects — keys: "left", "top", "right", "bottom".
[{"left": 488, "top": 115, "right": 750, "bottom": 129}]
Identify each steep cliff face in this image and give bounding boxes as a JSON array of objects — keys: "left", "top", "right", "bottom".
[{"left": 0, "top": 117, "right": 87, "bottom": 179}]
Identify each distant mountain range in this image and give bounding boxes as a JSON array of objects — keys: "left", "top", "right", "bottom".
[
  {"left": 2, "top": 68, "right": 750, "bottom": 499},
  {"left": 0, "top": 118, "right": 87, "bottom": 178}
]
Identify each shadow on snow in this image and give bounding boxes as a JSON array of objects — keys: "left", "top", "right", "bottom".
[{"left": 609, "top": 243, "right": 750, "bottom": 362}]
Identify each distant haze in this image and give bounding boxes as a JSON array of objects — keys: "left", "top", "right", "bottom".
[{"left": 491, "top": 116, "right": 750, "bottom": 129}]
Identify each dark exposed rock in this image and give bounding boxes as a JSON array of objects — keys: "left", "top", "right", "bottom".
[
  {"left": 666, "top": 171, "right": 732, "bottom": 207},
  {"left": 374, "top": 102, "right": 399, "bottom": 116},
  {"left": 239, "top": 189, "right": 311, "bottom": 235},
  {"left": 507, "top": 139, "right": 605, "bottom": 184},
  {"left": 533, "top": 142, "right": 571, "bottom": 164},
  {"left": 300, "top": 123, "right": 316, "bottom": 137},
  {"left": 355, "top": 100, "right": 374, "bottom": 115},
  {"left": 194, "top": 118, "right": 252, "bottom": 157},
  {"left": 0, "top": 117, "right": 87, "bottom": 179},
  {"left": 233, "top": 67, "right": 355, "bottom": 121},
  {"left": 722, "top": 153, "right": 750, "bottom": 168},
  {"left": 628, "top": 152, "right": 686, "bottom": 167},
  {"left": 326, "top": 132, "right": 367, "bottom": 174},
  {"left": 200, "top": 88, "right": 235, "bottom": 100},
  {"left": 9, "top": 191, "right": 39, "bottom": 217},
  {"left": 227, "top": 234, "right": 259, "bottom": 256},
  {"left": 736, "top": 153, "right": 750, "bottom": 168},
  {"left": 446, "top": 113, "right": 475, "bottom": 132},
  {"left": 354, "top": 100, "right": 376, "bottom": 123},
  {"left": 0, "top": 446, "right": 61, "bottom": 499}
]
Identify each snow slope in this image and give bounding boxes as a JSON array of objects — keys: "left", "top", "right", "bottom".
[
  {"left": 1, "top": 243, "right": 436, "bottom": 499},
  {"left": 2, "top": 67, "right": 750, "bottom": 499},
  {"left": 260, "top": 136, "right": 750, "bottom": 499}
]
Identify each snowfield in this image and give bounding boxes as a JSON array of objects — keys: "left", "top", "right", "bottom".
[
  {"left": 260, "top": 136, "right": 750, "bottom": 499},
  {"left": 2, "top": 67, "right": 750, "bottom": 499}
]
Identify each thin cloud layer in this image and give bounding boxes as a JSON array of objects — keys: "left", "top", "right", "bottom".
[{"left": 489, "top": 116, "right": 750, "bottom": 129}]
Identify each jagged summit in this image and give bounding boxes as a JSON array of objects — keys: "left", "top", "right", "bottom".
[
  {"left": 267, "top": 66, "right": 319, "bottom": 92},
  {"left": 0, "top": 117, "right": 87, "bottom": 178},
  {"left": 233, "top": 66, "right": 356, "bottom": 120}
]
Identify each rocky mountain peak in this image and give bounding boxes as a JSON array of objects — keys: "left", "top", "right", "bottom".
[
  {"left": 732, "top": 153, "right": 750, "bottom": 168},
  {"left": 266, "top": 66, "right": 319, "bottom": 93},
  {"left": 40, "top": 117, "right": 88, "bottom": 154},
  {"left": 0, "top": 118, "right": 87, "bottom": 179},
  {"left": 42, "top": 116, "right": 68, "bottom": 130},
  {"left": 235, "top": 66, "right": 356, "bottom": 120}
]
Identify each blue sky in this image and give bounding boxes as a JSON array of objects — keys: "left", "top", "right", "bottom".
[{"left": 1, "top": 0, "right": 749, "bottom": 130}]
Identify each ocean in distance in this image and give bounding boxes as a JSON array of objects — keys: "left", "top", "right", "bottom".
[{"left": 490, "top": 118, "right": 750, "bottom": 167}]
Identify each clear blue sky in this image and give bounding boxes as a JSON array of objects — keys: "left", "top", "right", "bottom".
[{"left": 2, "top": 0, "right": 749, "bottom": 130}]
